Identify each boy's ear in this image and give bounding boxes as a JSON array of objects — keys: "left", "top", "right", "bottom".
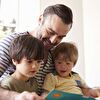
[{"left": 12, "top": 59, "right": 18, "bottom": 66}]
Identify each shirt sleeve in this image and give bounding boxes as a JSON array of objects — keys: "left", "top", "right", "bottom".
[
  {"left": 0, "top": 76, "right": 12, "bottom": 90},
  {"left": 43, "top": 73, "right": 56, "bottom": 92},
  {"left": 74, "top": 73, "right": 89, "bottom": 88},
  {"left": 35, "top": 52, "right": 55, "bottom": 94},
  {"left": 0, "top": 32, "right": 27, "bottom": 77},
  {"left": 0, "top": 33, "right": 16, "bottom": 76}
]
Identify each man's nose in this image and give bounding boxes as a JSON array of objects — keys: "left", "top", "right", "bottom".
[{"left": 50, "top": 35, "right": 58, "bottom": 44}]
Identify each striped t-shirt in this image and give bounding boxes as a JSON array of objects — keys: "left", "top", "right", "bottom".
[{"left": 0, "top": 31, "right": 55, "bottom": 95}]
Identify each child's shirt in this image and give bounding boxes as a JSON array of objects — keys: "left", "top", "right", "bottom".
[
  {"left": 43, "top": 71, "right": 88, "bottom": 95},
  {"left": 0, "top": 74, "right": 38, "bottom": 93}
]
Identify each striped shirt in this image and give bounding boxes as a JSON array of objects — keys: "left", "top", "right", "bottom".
[
  {"left": 0, "top": 32, "right": 54, "bottom": 95},
  {"left": 0, "top": 32, "right": 28, "bottom": 76}
]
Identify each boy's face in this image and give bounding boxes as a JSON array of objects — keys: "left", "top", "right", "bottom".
[
  {"left": 54, "top": 54, "right": 74, "bottom": 78},
  {"left": 13, "top": 57, "right": 43, "bottom": 80}
]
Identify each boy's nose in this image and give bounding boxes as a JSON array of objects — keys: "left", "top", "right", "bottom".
[{"left": 32, "top": 62, "right": 38, "bottom": 68}]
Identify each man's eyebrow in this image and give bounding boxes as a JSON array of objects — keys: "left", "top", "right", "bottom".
[
  {"left": 48, "top": 28, "right": 66, "bottom": 37},
  {"left": 48, "top": 28, "right": 58, "bottom": 35}
]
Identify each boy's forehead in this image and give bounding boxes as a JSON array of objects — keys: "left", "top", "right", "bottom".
[
  {"left": 22, "top": 58, "right": 34, "bottom": 61},
  {"left": 56, "top": 53, "right": 67, "bottom": 60}
]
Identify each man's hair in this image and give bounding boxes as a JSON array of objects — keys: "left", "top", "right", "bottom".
[
  {"left": 43, "top": 4, "right": 73, "bottom": 24},
  {"left": 9, "top": 34, "right": 44, "bottom": 63},
  {"left": 53, "top": 42, "right": 78, "bottom": 65}
]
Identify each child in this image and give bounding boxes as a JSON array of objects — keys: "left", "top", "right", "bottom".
[
  {"left": 43, "top": 42, "right": 100, "bottom": 98},
  {"left": 0, "top": 34, "right": 44, "bottom": 93}
]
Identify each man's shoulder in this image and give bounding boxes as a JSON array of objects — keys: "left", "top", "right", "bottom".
[
  {"left": 0, "top": 31, "right": 28, "bottom": 43},
  {"left": 0, "top": 74, "right": 14, "bottom": 89},
  {"left": 8, "top": 31, "right": 29, "bottom": 38},
  {"left": 0, "top": 74, "right": 13, "bottom": 84}
]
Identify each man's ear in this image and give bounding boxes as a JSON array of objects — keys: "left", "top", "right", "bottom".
[
  {"left": 38, "top": 15, "right": 44, "bottom": 25},
  {"left": 12, "top": 59, "right": 18, "bottom": 66}
]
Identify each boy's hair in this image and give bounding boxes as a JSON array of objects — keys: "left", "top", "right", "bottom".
[
  {"left": 43, "top": 4, "right": 73, "bottom": 25},
  {"left": 53, "top": 42, "right": 78, "bottom": 65},
  {"left": 9, "top": 34, "right": 44, "bottom": 63}
]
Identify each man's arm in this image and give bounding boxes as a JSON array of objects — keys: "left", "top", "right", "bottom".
[
  {"left": 35, "top": 52, "right": 54, "bottom": 95},
  {"left": 0, "top": 87, "right": 44, "bottom": 100},
  {"left": 0, "top": 87, "right": 18, "bottom": 100}
]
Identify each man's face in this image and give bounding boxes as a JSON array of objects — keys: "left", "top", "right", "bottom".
[{"left": 38, "top": 15, "right": 72, "bottom": 50}]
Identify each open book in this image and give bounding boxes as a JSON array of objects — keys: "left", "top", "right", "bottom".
[{"left": 46, "top": 90, "right": 100, "bottom": 100}]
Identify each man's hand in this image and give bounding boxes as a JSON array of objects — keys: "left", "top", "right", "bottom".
[{"left": 14, "top": 91, "right": 45, "bottom": 100}]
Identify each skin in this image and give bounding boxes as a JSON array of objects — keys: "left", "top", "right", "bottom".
[
  {"left": 14, "top": 91, "right": 44, "bottom": 100},
  {"left": 54, "top": 53, "right": 74, "bottom": 77},
  {"left": 54, "top": 53, "right": 100, "bottom": 98},
  {"left": 0, "top": 14, "right": 72, "bottom": 100},
  {"left": 0, "top": 88, "right": 44, "bottom": 100},
  {"left": 30, "top": 15, "right": 72, "bottom": 50},
  {"left": 1, "top": 12, "right": 100, "bottom": 100},
  {"left": 12, "top": 58, "right": 42, "bottom": 81}
]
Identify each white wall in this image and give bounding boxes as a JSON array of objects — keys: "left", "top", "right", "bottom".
[
  {"left": 17, "top": 0, "right": 40, "bottom": 32},
  {"left": 40, "top": 0, "right": 85, "bottom": 78},
  {"left": 83, "top": 0, "right": 100, "bottom": 87}
]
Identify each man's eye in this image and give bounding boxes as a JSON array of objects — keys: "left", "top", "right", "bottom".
[
  {"left": 50, "top": 32, "right": 55, "bottom": 35},
  {"left": 46, "top": 29, "right": 55, "bottom": 36},
  {"left": 46, "top": 30, "right": 50, "bottom": 35}
]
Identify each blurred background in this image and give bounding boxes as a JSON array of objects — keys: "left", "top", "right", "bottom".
[{"left": 0, "top": 0, "right": 100, "bottom": 87}]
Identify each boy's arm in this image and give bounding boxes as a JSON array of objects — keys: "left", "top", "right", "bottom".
[{"left": 43, "top": 73, "right": 56, "bottom": 92}]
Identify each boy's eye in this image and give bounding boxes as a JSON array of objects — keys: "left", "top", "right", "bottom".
[
  {"left": 27, "top": 60, "right": 33, "bottom": 63},
  {"left": 37, "top": 60, "right": 41, "bottom": 63},
  {"left": 57, "top": 62, "right": 62, "bottom": 64},
  {"left": 66, "top": 62, "right": 70, "bottom": 65},
  {"left": 37, "top": 60, "right": 44, "bottom": 64}
]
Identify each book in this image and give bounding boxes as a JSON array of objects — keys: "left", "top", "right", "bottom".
[{"left": 46, "top": 90, "right": 97, "bottom": 100}]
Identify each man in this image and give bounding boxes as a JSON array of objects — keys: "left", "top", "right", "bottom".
[{"left": 0, "top": 4, "right": 73, "bottom": 100}]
